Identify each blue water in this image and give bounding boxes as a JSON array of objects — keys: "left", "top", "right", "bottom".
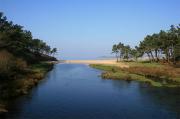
[{"left": 2, "top": 64, "right": 180, "bottom": 119}]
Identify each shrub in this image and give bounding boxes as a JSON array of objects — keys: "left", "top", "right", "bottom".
[
  {"left": 0, "top": 50, "right": 15, "bottom": 78},
  {"left": 0, "top": 50, "right": 28, "bottom": 79}
]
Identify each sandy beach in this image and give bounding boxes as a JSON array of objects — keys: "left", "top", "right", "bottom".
[{"left": 65, "top": 59, "right": 129, "bottom": 68}]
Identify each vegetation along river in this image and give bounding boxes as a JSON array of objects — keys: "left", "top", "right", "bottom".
[{"left": 1, "top": 64, "right": 180, "bottom": 119}]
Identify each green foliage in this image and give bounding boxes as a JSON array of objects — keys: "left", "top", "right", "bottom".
[
  {"left": 0, "top": 12, "right": 58, "bottom": 80},
  {"left": 112, "top": 42, "right": 133, "bottom": 61},
  {"left": 112, "top": 44, "right": 119, "bottom": 62},
  {"left": 112, "top": 24, "right": 180, "bottom": 64},
  {"left": 0, "top": 12, "right": 57, "bottom": 63},
  {"left": 0, "top": 12, "right": 57, "bottom": 111},
  {"left": 0, "top": 50, "right": 28, "bottom": 79},
  {"left": 138, "top": 25, "right": 180, "bottom": 63}
]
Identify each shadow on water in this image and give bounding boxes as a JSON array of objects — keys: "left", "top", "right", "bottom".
[
  {"left": 0, "top": 64, "right": 180, "bottom": 119},
  {"left": 0, "top": 68, "right": 53, "bottom": 118},
  {"left": 138, "top": 84, "right": 180, "bottom": 118},
  {"left": 112, "top": 78, "right": 180, "bottom": 117}
]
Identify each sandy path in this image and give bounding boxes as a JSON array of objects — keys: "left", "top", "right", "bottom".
[{"left": 65, "top": 60, "right": 129, "bottom": 68}]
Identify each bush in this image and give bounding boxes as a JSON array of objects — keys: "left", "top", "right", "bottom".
[
  {"left": 14, "top": 58, "right": 27, "bottom": 72},
  {"left": 0, "top": 50, "right": 15, "bottom": 78},
  {"left": 0, "top": 50, "right": 27, "bottom": 79}
]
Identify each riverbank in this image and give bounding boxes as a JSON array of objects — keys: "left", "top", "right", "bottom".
[
  {"left": 90, "top": 61, "right": 180, "bottom": 87},
  {"left": 0, "top": 62, "right": 54, "bottom": 113}
]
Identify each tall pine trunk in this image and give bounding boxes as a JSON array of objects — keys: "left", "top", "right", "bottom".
[
  {"left": 146, "top": 52, "right": 151, "bottom": 61},
  {"left": 150, "top": 51, "right": 155, "bottom": 61},
  {"left": 155, "top": 49, "right": 159, "bottom": 62},
  {"left": 165, "top": 48, "right": 170, "bottom": 62},
  {"left": 171, "top": 44, "right": 176, "bottom": 64},
  {"left": 116, "top": 53, "right": 118, "bottom": 62}
]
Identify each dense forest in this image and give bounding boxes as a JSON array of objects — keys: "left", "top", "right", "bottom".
[
  {"left": 112, "top": 25, "right": 180, "bottom": 64},
  {"left": 0, "top": 12, "right": 57, "bottom": 80}
]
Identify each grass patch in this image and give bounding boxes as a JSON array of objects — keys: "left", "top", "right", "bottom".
[
  {"left": 101, "top": 71, "right": 162, "bottom": 87},
  {"left": 123, "top": 61, "right": 164, "bottom": 68},
  {"left": 31, "top": 62, "right": 53, "bottom": 72},
  {"left": 90, "top": 63, "right": 180, "bottom": 87},
  {"left": 90, "top": 64, "right": 117, "bottom": 71}
]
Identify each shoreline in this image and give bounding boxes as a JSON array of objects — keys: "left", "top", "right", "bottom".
[
  {"left": 0, "top": 62, "right": 54, "bottom": 114},
  {"left": 65, "top": 59, "right": 129, "bottom": 68},
  {"left": 89, "top": 62, "right": 180, "bottom": 87}
]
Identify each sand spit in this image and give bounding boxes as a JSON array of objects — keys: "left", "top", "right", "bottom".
[{"left": 65, "top": 60, "right": 129, "bottom": 68}]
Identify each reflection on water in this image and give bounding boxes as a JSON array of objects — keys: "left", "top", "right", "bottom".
[
  {"left": 1, "top": 64, "right": 180, "bottom": 119},
  {"left": 138, "top": 85, "right": 180, "bottom": 118}
]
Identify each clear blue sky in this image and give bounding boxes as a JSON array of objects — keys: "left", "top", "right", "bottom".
[{"left": 0, "top": 0, "right": 180, "bottom": 59}]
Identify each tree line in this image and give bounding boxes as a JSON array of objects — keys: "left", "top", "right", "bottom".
[
  {"left": 0, "top": 12, "right": 57, "bottom": 79},
  {"left": 112, "top": 24, "right": 180, "bottom": 64},
  {"left": 0, "top": 12, "right": 57, "bottom": 63}
]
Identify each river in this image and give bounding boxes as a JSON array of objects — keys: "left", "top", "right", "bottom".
[{"left": 2, "top": 64, "right": 180, "bottom": 119}]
